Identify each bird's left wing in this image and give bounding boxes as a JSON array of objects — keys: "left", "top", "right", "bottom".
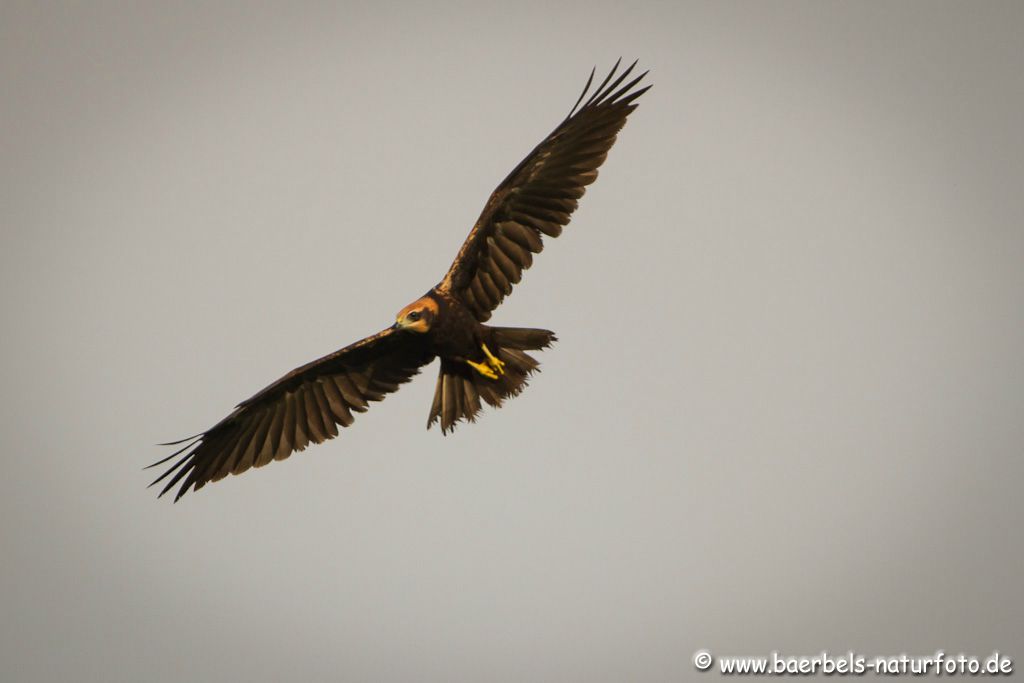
[
  {"left": 149, "top": 328, "right": 433, "bottom": 501},
  {"left": 438, "top": 60, "right": 650, "bottom": 321}
]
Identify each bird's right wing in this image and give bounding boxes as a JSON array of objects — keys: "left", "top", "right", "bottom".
[{"left": 148, "top": 328, "right": 434, "bottom": 501}]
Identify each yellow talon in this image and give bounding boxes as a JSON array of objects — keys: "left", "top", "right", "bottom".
[
  {"left": 481, "top": 343, "right": 506, "bottom": 375},
  {"left": 467, "top": 359, "right": 499, "bottom": 380}
]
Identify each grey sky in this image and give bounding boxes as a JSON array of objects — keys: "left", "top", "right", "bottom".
[{"left": 2, "top": 2, "right": 1022, "bottom": 681}]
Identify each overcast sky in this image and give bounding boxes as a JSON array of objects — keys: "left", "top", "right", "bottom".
[{"left": 3, "top": 2, "right": 1022, "bottom": 681}]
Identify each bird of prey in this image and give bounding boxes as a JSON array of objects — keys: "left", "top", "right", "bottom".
[{"left": 149, "top": 60, "right": 649, "bottom": 501}]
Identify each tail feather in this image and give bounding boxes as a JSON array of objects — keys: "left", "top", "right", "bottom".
[
  {"left": 491, "top": 327, "right": 557, "bottom": 351},
  {"left": 427, "top": 327, "right": 556, "bottom": 433}
]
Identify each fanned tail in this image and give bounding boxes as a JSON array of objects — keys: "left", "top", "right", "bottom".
[
  {"left": 428, "top": 327, "right": 556, "bottom": 433},
  {"left": 490, "top": 327, "right": 558, "bottom": 351}
]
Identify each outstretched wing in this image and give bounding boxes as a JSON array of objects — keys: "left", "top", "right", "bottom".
[
  {"left": 149, "top": 328, "right": 433, "bottom": 501},
  {"left": 438, "top": 60, "right": 650, "bottom": 321}
]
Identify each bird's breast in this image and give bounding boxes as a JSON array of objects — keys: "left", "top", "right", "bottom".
[{"left": 428, "top": 294, "right": 481, "bottom": 360}]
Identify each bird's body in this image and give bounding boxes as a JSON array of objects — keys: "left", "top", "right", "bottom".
[
  {"left": 405, "top": 290, "right": 534, "bottom": 362},
  {"left": 413, "top": 290, "right": 479, "bottom": 362},
  {"left": 150, "top": 61, "right": 649, "bottom": 500}
]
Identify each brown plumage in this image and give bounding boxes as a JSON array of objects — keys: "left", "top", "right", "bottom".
[{"left": 149, "top": 60, "right": 649, "bottom": 500}]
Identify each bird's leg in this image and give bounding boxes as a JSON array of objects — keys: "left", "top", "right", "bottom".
[
  {"left": 466, "top": 359, "right": 499, "bottom": 380},
  {"left": 481, "top": 343, "right": 506, "bottom": 376}
]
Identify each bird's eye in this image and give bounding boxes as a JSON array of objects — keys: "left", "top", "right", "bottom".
[{"left": 408, "top": 311, "right": 421, "bottom": 321}]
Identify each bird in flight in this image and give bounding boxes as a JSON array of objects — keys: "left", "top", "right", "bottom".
[{"left": 149, "top": 60, "right": 649, "bottom": 501}]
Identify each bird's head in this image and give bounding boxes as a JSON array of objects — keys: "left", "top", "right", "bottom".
[{"left": 394, "top": 295, "right": 438, "bottom": 333}]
